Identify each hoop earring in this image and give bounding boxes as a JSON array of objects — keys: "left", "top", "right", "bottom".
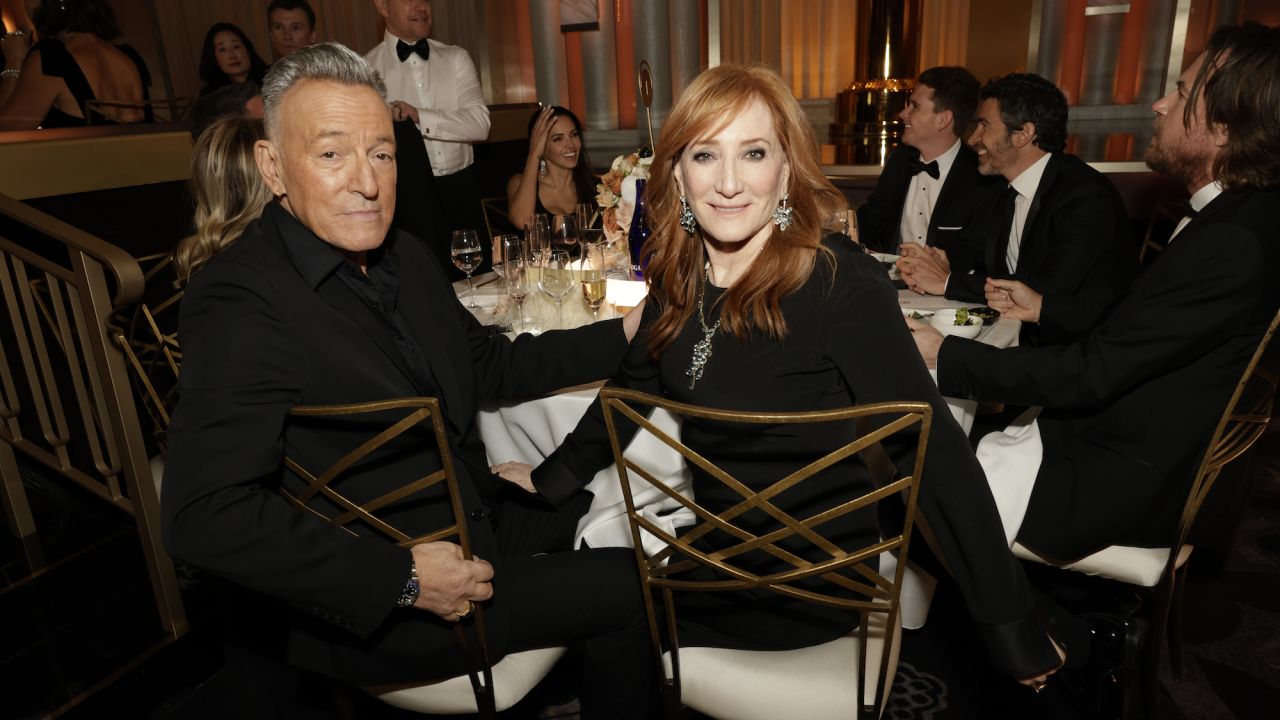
[
  {"left": 679, "top": 196, "right": 697, "bottom": 234},
  {"left": 538, "top": 157, "right": 548, "bottom": 178},
  {"left": 772, "top": 194, "right": 793, "bottom": 232}
]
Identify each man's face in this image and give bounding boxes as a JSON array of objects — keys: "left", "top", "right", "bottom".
[
  {"left": 1145, "top": 53, "right": 1222, "bottom": 190},
  {"left": 269, "top": 8, "right": 315, "bottom": 60},
  {"left": 376, "top": 0, "right": 432, "bottom": 42},
  {"left": 968, "top": 98, "right": 1020, "bottom": 179},
  {"left": 899, "top": 83, "right": 947, "bottom": 149},
  {"left": 256, "top": 80, "right": 397, "bottom": 264}
]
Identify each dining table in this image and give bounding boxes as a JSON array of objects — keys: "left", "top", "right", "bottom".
[{"left": 460, "top": 267, "right": 1021, "bottom": 627}]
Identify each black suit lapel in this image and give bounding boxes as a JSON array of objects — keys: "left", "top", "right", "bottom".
[
  {"left": 1014, "top": 154, "right": 1060, "bottom": 272},
  {"left": 928, "top": 147, "right": 969, "bottom": 244}
]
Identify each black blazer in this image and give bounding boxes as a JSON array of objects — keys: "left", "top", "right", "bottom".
[
  {"left": 946, "top": 153, "right": 1135, "bottom": 346},
  {"left": 856, "top": 143, "right": 1000, "bottom": 260},
  {"left": 938, "top": 187, "right": 1280, "bottom": 561},
  {"left": 162, "top": 202, "right": 629, "bottom": 684}
]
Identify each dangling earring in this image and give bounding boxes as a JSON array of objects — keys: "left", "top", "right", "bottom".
[
  {"left": 679, "top": 196, "right": 697, "bottom": 234},
  {"left": 772, "top": 194, "right": 793, "bottom": 232},
  {"left": 538, "top": 157, "right": 548, "bottom": 178}
]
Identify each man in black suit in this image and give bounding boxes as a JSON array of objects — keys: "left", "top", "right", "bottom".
[
  {"left": 857, "top": 66, "right": 997, "bottom": 260},
  {"left": 908, "top": 23, "right": 1280, "bottom": 564},
  {"left": 161, "top": 43, "right": 651, "bottom": 718},
  {"left": 900, "top": 73, "right": 1134, "bottom": 346}
]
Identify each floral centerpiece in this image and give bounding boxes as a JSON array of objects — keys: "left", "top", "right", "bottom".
[{"left": 596, "top": 150, "right": 653, "bottom": 245}]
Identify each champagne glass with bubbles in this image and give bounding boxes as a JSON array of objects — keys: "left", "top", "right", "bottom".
[
  {"left": 581, "top": 241, "right": 607, "bottom": 322},
  {"left": 451, "top": 229, "right": 483, "bottom": 309}
]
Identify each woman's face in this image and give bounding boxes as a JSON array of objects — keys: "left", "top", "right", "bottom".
[
  {"left": 214, "top": 31, "right": 250, "bottom": 82},
  {"left": 675, "top": 99, "right": 789, "bottom": 248},
  {"left": 544, "top": 115, "right": 581, "bottom": 170}
]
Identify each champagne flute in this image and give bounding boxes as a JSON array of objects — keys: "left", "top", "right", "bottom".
[
  {"left": 451, "top": 229, "right": 483, "bottom": 309},
  {"left": 526, "top": 213, "right": 550, "bottom": 262},
  {"left": 538, "top": 248, "right": 574, "bottom": 329},
  {"left": 491, "top": 233, "right": 515, "bottom": 280},
  {"left": 504, "top": 254, "right": 530, "bottom": 334},
  {"left": 581, "top": 241, "right": 607, "bottom": 322}
]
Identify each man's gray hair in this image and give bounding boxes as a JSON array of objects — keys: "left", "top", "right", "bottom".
[{"left": 261, "top": 42, "right": 387, "bottom": 141}]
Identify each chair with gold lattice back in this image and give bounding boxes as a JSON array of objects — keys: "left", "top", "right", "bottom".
[
  {"left": 599, "top": 387, "right": 933, "bottom": 720},
  {"left": 280, "top": 397, "right": 564, "bottom": 717},
  {"left": 1012, "top": 308, "right": 1280, "bottom": 718}
]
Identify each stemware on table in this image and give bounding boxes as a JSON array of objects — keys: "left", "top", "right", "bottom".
[
  {"left": 450, "top": 229, "right": 483, "bottom": 310},
  {"left": 504, "top": 251, "right": 531, "bottom": 334},
  {"left": 538, "top": 248, "right": 575, "bottom": 330}
]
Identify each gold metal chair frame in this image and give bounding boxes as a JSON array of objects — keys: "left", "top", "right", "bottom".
[
  {"left": 0, "top": 192, "right": 186, "bottom": 635},
  {"left": 600, "top": 387, "right": 932, "bottom": 719},
  {"left": 281, "top": 397, "right": 502, "bottom": 715}
]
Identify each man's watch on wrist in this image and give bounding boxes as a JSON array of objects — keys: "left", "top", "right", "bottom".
[{"left": 396, "top": 561, "right": 420, "bottom": 608}]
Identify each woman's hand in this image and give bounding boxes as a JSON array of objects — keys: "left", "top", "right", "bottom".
[
  {"left": 490, "top": 461, "right": 536, "bottom": 493},
  {"left": 526, "top": 105, "right": 556, "bottom": 164}
]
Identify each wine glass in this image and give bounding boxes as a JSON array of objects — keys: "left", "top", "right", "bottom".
[
  {"left": 551, "top": 213, "right": 579, "bottom": 259},
  {"left": 580, "top": 242, "right": 607, "bottom": 322},
  {"left": 504, "top": 252, "right": 530, "bottom": 334},
  {"left": 526, "top": 213, "right": 550, "bottom": 262},
  {"left": 538, "top": 248, "right": 574, "bottom": 329},
  {"left": 575, "top": 202, "right": 599, "bottom": 232},
  {"left": 451, "top": 229, "right": 483, "bottom": 309}
]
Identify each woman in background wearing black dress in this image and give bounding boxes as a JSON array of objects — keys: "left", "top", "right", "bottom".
[
  {"left": 196, "top": 22, "right": 267, "bottom": 97},
  {"left": 0, "top": 0, "right": 150, "bottom": 130},
  {"left": 498, "top": 63, "right": 1063, "bottom": 686}
]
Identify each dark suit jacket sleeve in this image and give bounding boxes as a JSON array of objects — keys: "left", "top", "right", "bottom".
[
  {"left": 162, "top": 259, "right": 409, "bottom": 639},
  {"left": 937, "top": 224, "right": 1264, "bottom": 408},
  {"left": 856, "top": 148, "right": 911, "bottom": 253},
  {"left": 531, "top": 299, "right": 665, "bottom": 505},
  {"left": 823, "top": 247, "right": 1059, "bottom": 678}
]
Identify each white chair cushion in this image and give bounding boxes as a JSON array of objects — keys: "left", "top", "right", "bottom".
[
  {"left": 372, "top": 646, "right": 566, "bottom": 714},
  {"left": 663, "top": 612, "right": 901, "bottom": 720},
  {"left": 1012, "top": 542, "right": 1193, "bottom": 588}
]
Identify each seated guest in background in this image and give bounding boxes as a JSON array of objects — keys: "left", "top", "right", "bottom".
[
  {"left": 267, "top": 0, "right": 316, "bottom": 62},
  {"left": 909, "top": 22, "right": 1280, "bottom": 582},
  {"left": 162, "top": 43, "right": 651, "bottom": 719},
  {"left": 197, "top": 22, "right": 268, "bottom": 97},
  {"left": 188, "top": 80, "right": 263, "bottom": 139},
  {"left": 506, "top": 105, "right": 596, "bottom": 229},
  {"left": 174, "top": 115, "right": 271, "bottom": 285},
  {"left": 0, "top": 0, "right": 151, "bottom": 130},
  {"left": 899, "top": 73, "right": 1134, "bottom": 347},
  {"left": 501, "top": 63, "right": 1063, "bottom": 687},
  {"left": 365, "top": 0, "right": 490, "bottom": 239},
  {"left": 857, "top": 66, "right": 998, "bottom": 263}
]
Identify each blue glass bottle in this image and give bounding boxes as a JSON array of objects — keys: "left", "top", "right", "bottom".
[{"left": 627, "top": 178, "right": 650, "bottom": 279}]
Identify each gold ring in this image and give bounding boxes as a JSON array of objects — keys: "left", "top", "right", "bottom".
[
  {"left": 455, "top": 601, "right": 474, "bottom": 619},
  {"left": 1032, "top": 680, "right": 1046, "bottom": 694}
]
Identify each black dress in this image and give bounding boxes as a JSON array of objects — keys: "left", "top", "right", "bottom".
[
  {"left": 534, "top": 236, "right": 1057, "bottom": 676},
  {"left": 34, "top": 38, "right": 152, "bottom": 128}
]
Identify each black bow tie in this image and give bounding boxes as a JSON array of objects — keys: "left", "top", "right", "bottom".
[
  {"left": 396, "top": 38, "right": 429, "bottom": 62},
  {"left": 908, "top": 158, "right": 940, "bottom": 180}
]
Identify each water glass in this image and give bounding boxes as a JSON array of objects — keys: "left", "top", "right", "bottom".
[
  {"left": 450, "top": 229, "right": 483, "bottom": 309},
  {"left": 575, "top": 202, "right": 599, "bottom": 232},
  {"left": 538, "top": 248, "right": 574, "bottom": 329}
]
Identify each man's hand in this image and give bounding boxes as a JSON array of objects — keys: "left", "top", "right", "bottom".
[
  {"left": 905, "top": 316, "right": 943, "bottom": 369},
  {"left": 410, "top": 542, "right": 494, "bottom": 621},
  {"left": 491, "top": 461, "right": 535, "bottom": 493},
  {"left": 897, "top": 244, "right": 950, "bottom": 295},
  {"left": 390, "top": 100, "right": 420, "bottom": 125},
  {"left": 985, "top": 278, "right": 1042, "bottom": 323}
]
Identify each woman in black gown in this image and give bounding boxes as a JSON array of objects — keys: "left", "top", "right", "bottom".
[{"left": 497, "top": 63, "right": 1062, "bottom": 685}]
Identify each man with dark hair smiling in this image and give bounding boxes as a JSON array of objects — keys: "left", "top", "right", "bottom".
[
  {"left": 857, "top": 66, "right": 999, "bottom": 263},
  {"left": 900, "top": 73, "right": 1134, "bottom": 347}
]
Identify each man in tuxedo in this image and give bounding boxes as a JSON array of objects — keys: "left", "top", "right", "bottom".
[
  {"left": 908, "top": 23, "right": 1280, "bottom": 564},
  {"left": 365, "top": 0, "right": 489, "bottom": 246},
  {"left": 162, "top": 43, "right": 650, "bottom": 718},
  {"left": 857, "top": 66, "right": 998, "bottom": 260},
  {"left": 900, "top": 73, "right": 1134, "bottom": 346},
  {"left": 267, "top": 0, "right": 317, "bottom": 61}
]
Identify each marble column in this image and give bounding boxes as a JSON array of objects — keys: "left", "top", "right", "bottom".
[
  {"left": 669, "top": 0, "right": 702, "bottom": 102},
  {"left": 631, "top": 0, "right": 673, "bottom": 127},
  {"left": 581, "top": 0, "right": 620, "bottom": 130},
  {"left": 529, "top": 0, "right": 569, "bottom": 107}
]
